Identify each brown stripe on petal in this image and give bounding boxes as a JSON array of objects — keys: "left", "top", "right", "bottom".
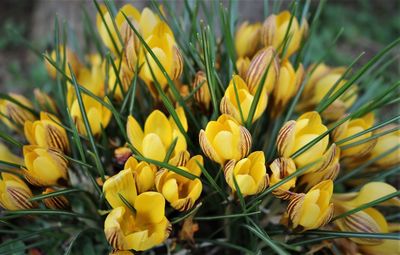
[
  {"left": 8, "top": 187, "right": 34, "bottom": 209},
  {"left": 171, "top": 46, "right": 183, "bottom": 80},
  {"left": 261, "top": 15, "right": 276, "bottom": 46},
  {"left": 239, "top": 126, "right": 252, "bottom": 158},
  {"left": 199, "top": 130, "right": 219, "bottom": 163},
  {"left": 276, "top": 121, "right": 296, "bottom": 156},
  {"left": 287, "top": 193, "right": 305, "bottom": 226}
]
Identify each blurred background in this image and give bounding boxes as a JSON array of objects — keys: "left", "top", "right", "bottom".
[{"left": 0, "top": 0, "right": 399, "bottom": 92}]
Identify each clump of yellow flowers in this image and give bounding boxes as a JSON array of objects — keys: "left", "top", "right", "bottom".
[{"left": 0, "top": 2, "right": 398, "bottom": 255}]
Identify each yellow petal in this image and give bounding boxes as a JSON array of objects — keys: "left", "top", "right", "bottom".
[
  {"left": 127, "top": 115, "right": 144, "bottom": 152},
  {"left": 134, "top": 191, "right": 165, "bottom": 224},
  {"left": 142, "top": 133, "right": 166, "bottom": 161},
  {"left": 144, "top": 110, "right": 172, "bottom": 147},
  {"left": 103, "top": 169, "right": 137, "bottom": 209}
]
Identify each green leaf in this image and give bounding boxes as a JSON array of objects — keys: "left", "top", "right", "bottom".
[
  {"left": 195, "top": 211, "right": 260, "bottom": 221},
  {"left": 69, "top": 64, "right": 106, "bottom": 182},
  {"left": 29, "top": 188, "right": 82, "bottom": 202},
  {"left": 244, "top": 223, "right": 290, "bottom": 255}
]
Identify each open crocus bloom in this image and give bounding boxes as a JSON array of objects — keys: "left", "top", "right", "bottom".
[
  {"left": 104, "top": 192, "right": 171, "bottom": 251},
  {"left": 156, "top": 153, "right": 203, "bottom": 211},
  {"left": 127, "top": 107, "right": 187, "bottom": 162},
  {"left": 124, "top": 156, "right": 156, "bottom": 194},
  {"left": 199, "top": 114, "right": 252, "bottom": 165},
  {"left": 286, "top": 180, "right": 334, "bottom": 231},
  {"left": 220, "top": 75, "right": 267, "bottom": 124},
  {"left": 277, "top": 111, "right": 329, "bottom": 169},
  {"left": 224, "top": 151, "right": 269, "bottom": 196},
  {"left": 24, "top": 112, "right": 69, "bottom": 153}
]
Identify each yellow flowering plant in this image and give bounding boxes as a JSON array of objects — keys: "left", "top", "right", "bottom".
[{"left": 0, "top": 1, "right": 399, "bottom": 254}]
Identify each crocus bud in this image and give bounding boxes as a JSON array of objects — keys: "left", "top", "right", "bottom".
[
  {"left": 0, "top": 173, "right": 36, "bottom": 210},
  {"left": 333, "top": 182, "right": 399, "bottom": 245},
  {"left": 199, "top": 114, "right": 252, "bottom": 165},
  {"left": 220, "top": 75, "right": 268, "bottom": 124},
  {"left": 24, "top": 112, "right": 69, "bottom": 153},
  {"left": 103, "top": 169, "right": 137, "bottom": 209},
  {"left": 298, "top": 63, "right": 358, "bottom": 121},
  {"left": 75, "top": 54, "right": 106, "bottom": 98},
  {"left": 139, "top": 22, "right": 183, "bottom": 91},
  {"left": 127, "top": 107, "right": 187, "bottom": 162},
  {"left": 97, "top": 4, "right": 140, "bottom": 55},
  {"left": 44, "top": 46, "right": 82, "bottom": 79},
  {"left": 271, "top": 60, "right": 304, "bottom": 117},
  {"left": 0, "top": 93, "right": 36, "bottom": 131},
  {"left": 224, "top": 151, "right": 269, "bottom": 196},
  {"left": 245, "top": 47, "right": 279, "bottom": 95},
  {"left": 261, "top": 10, "right": 308, "bottom": 58},
  {"left": 269, "top": 157, "right": 296, "bottom": 199},
  {"left": 42, "top": 188, "right": 70, "bottom": 210},
  {"left": 285, "top": 180, "right": 334, "bottom": 231},
  {"left": 70, "top": 95, "right": 112, "bottom": 136},
  {"left": 332, "top": 113, "right": 375, "bottom": 158},
  {"left": 23, "top": 145, "right": 69, "bottom": 187},
  {"left": 34, "top": 89, "right": 58, "bottom": 113},
  {"left": 124, "top": 156, "right": 157, "bottom": 194},
  {"left": 156, "top": 154, "right": 203, "bottom": 211},
  {"left": 192, "top": 71, "right": 211, "bottom": 111},
  {"left": 104, "top": 192, "right": 171, "bottom": 251},
  {"left": 108, "top": 58, "right": 134, "bottom": 101},
  {"left": 368, "top": 125, "right": 400, "bottom": 168},
  {"left": 114, "top": 147, "right": 132, "bottom": 165},
  {"left": 236, "top": 57, "right": 251, "bottom": 78},
  {"left": 235, "top": 21, "right": 261, "bottom": 58}
]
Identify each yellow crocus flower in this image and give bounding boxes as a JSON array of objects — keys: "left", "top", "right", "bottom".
[
  {"left": 0, "top": 93, "right": 36, "bottom": 131},
  {"left": 108, "top": 58, "right": 134, "bottom": 101},
  {"left": 70, "top": 95, "right": 112, "bottom": 136},
  {"left": 332, "top": 113, "right": 375, "bottom": 158},
  {"left": 235, "top": 21, "right": 261, "bottom": 58},
  {"left": 333, "top": 182, "right": 399, "bottom": 245},
  {"left": 368, "top": 125, "right": 400, "bottom": 168},
  {"left": 220, "top": 75, "right": 268, "bottom": 124},
  {"left": 76, "top": 54, "right": 106, "bottom": 98},
  {"left": 224, "top": 151, "right": 269, "bottom": 196},
  {"left": 44, "top": 46, "right": 82, "bottom": 79},
  {"left": 97, "top": 4, "right": 140, "bottom": 55},
  {"left": 24, "top": 112, "right": 69, "bottom": 153},
  {"left": 298, "top": 63, "right": 358, "bottom": 120},
  {"left": 127, "top": 107, "right": 187, "bottom": 162},
  {"left": 42, "top": 187, "right": 70, "bottom": 210},
  {"left": 156, "top": 153, "right": 203, "bottom": 211},
  {"left": 271, "top": 60, "right": 304, "bottom": 117},
  {"left": 269, "top": 157, "right": 297, "bottom": 198},
  {"left": 124, "top": 156, "right": 157, "bottom": 194},
  {"left": 261, "top": 10, "right": 308, "bottom": 59},
  {"left": 23, "top": 145, "right": 68, "bottom": 187},
  {"left": 199, "top": 114, "right": 252, "bottom": 165},
  {"left": 236, "top": 57, "right": 251, "bottom": 78},
  {"left": 104, "top": 192, "right": 171, "bottom": 251},
  {"left": 285, "top": 180, "right": 334, "bottom": 231},
  {"left": 34, "top": 89, "right": 58, "bottom": 113},
  {"left": 138, "top": 22, "right": 183, "bottom": 92},
  {"left": 245, "top": 47, "right": 279, "bottom": 95},
  {"left": 276, "top": 111, "right": 329, "bottom": 169},
  {"left": 192, "top": 71, "right": 211, "bottom": 111},
  {"left": 298, "top": 144, "right": 340, "bottom": 190},
  {"left": 103, "top": 168, "right": 137, "bottom": 209},
  {"left": 0, "top": 173, "right": 36, "bottom": 210}
]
